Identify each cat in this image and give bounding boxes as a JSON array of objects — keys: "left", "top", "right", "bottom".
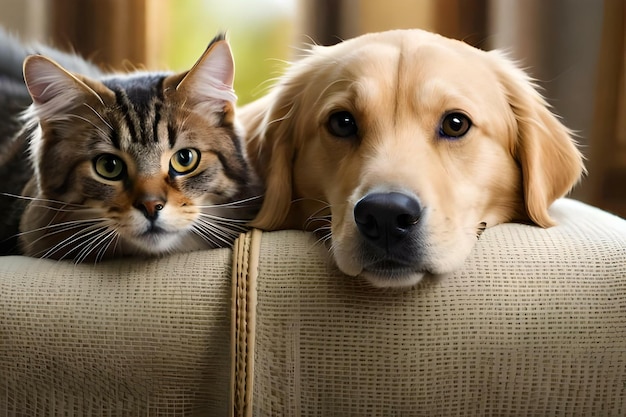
[
  {"left": 0, "top": 30, "right": 261, "bottom": 262},
  {"left": 0, "top": 28, "right": 107, "bottom": 256}
]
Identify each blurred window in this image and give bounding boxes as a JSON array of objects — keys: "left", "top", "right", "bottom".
[{"left": 146, "top": 0, "right": 296, "bottom": 105}]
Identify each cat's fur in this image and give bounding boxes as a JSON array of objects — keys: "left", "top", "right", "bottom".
[
  {"left": 0, "top": 29, "right": 105, "bottom": 255},
  {"left": 0, "top": 30, "right": 261, "bottom": 261}
]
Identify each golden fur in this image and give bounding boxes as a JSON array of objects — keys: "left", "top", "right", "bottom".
[{"left": 240, "top": 29, "right": 584, "bottom": 288}]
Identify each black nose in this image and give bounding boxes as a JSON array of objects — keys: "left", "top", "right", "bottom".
[{"left": 354, "top": 192, "right": 422, "bottom": 250}]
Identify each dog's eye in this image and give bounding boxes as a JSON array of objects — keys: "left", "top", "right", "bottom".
[
  {"left": 327, "top": 111, "right": 358, "bottom": 138},
  {"left": 439, "top": 112, "right": 472, "bottom": 139}
]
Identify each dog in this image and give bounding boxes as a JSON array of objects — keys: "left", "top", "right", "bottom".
[{"left": 240, "top": 29, "right": 584, "bottom": 289}]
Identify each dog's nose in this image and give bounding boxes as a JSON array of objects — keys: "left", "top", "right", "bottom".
[{"left": 354, "top": 192, "right": 422, "bottom": 250}]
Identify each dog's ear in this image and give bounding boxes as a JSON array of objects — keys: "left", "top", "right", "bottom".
[
  {"left": 488, "top": 51, "right": 585, "bottom": 227},
  {"left": 243, "top": 87, "right": 298, "bottom": 230},
  {"left": 243, "top": 50, "right": 327, "bottom": 230}
]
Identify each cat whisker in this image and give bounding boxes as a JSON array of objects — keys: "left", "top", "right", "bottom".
[
  {"left": 201, "top": 219, "right": 244, "bottom": 241},
  {"left": 72, "top": 227, "right": 111, "bottom": 262},
  {"left": 0, "top": 193, "right": 91, "bottom": 210},
  {"left": 191, "top": 224, "right": 229, "bottom": 248},
  {"left": 75, "top": 228, "right": 118, "bottom": 264},
  {"left": 28, "top": 204, "right": 101, "bottom": 215},
  {"left": 44, "top": 223, "right": 115, "bottom": 262},
  {"left": 74, "top": 233, "right": 104, "bottom": 264},
  {"left": 16, "top": 218, "right": 110, "bottom": 260},
  {"left": 193, "top": 217, "right": 244, "bottom": 248},
  {"left": 195, "top": 194, "right": 264, "bottom": 209},
  {"left": 15, "top": 218, "right": 107, "bottom": 240},
  {"left": 108, "top": 233, "right": 122, "bottom": 259},
  {"left": 37, "top": 222, "right": 112, "bottom": 261},
  {"left": 197, "top": 213, "right": 251, "bottom": 225},
  {"left": 200, "top": 216, "right": 251, "bottom": 235},
  {"left": 229, "top": 194, "right": 264, "bottom": 205}
]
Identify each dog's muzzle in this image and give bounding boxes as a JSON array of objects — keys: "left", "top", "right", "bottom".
[{"left": 354, "top": 192, "right": 422, "bottom": 251}]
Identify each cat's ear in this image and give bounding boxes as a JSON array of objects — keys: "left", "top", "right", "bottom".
[
  {"left": 164, "top": 35, "right": 237, "bottom": 113},
  {"left": 23, "top": 55, "right": 113, "bottom": 118}
]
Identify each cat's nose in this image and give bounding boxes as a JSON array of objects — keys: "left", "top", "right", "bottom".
[{"left": 135, "top": 198, "right": 166, "bottom": 221}]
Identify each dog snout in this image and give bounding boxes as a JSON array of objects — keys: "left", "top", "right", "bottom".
[{"left": 354, "top": 192, "right": 422, "bottom": 250}]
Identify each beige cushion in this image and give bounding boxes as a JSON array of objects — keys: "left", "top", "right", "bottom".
[
  {"left": 232, "top": 199, "right": 626, "bottom": 416},
  {"left": 0, "top": 250, "right": 233, "bottom": 416},
  {"left": 1, "top": 199, "right": 625, "bottom": 416}
]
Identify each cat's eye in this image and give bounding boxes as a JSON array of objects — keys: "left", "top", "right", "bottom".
[
  {"left": 439, "top": 112, "right": 472, "bottom": 139},
  {"left": 93, "top": 154, "right": 126, "bottom": 181},
  {"left": 170, "top": 148, "right": 200, "bottom": 175}
]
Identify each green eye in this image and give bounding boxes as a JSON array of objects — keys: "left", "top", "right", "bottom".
[
  {"left": 170, "top": 148, "right": 200, "bottom": 174},
  {"left": 93, "top": 154, "right": 126, "bottom": 180}
]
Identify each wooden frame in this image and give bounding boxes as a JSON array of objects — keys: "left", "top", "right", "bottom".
[
  {"left": 300, "top": 0, "right": 487, "bottom": 48},
  {"left": 50, "top": 0, "right": 148, "bottom": 70},
  {"left": 589, "top": 0, "right": 626, "bottom": 217}
]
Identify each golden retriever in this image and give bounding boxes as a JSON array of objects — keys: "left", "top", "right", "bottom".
[{"left": 240, "top": 29, "right": 584, "bottom": 288}]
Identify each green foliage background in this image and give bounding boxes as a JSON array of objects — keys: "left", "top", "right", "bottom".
[{"left": 161, "top": 0, "right": 294, "bottom": 105}]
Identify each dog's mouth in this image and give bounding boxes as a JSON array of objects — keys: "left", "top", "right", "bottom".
[
  {"left": 330, "top": 190, "right": 487, "bottom": 288},
  {"left": 362, "top": 259, "right": 418, "bottom": 276},
  {"left": 355, "top": 258, "right": 429, "bottom": 288},
  {"left": 359, "top": 262, "right": 428, "bottom": 289}
]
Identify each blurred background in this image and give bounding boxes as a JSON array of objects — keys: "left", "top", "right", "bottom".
[{"left": 0, "top": 0, "right": 624, "bottom": 218}]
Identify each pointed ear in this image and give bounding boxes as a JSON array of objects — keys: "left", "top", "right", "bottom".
[
  {"left": 164, "top": 35, "right": 237, "bottom": 114},
  {"left": 488, "top": 50, "right": 585, "bottom": 227},
  {"left": 23, "top": 55, "right": 109, "bottom": 120}
]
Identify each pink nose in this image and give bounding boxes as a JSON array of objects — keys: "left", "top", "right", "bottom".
[{"left": 135, "top": 199, "right": 165, "bottom": 220}]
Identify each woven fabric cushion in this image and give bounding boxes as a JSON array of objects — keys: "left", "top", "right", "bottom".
[
  {"left": 0, "top": 250, "right": 233, "bottom": 416},
  {"left": 233, "top": 199, "right": 626, "bottom": 416}
]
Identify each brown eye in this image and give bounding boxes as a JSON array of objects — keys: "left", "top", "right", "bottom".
[
  {"left": 327, "top": 111, "right": 358, "bottom": 138},
  {"left": 170, "top": 148, "right": 200, "bottom": 175},
  {"left": 93, "top": 154, "right": 126, "bottom": 180},
  {"left": 439, "top": 112, "right": 472, "bottom": 139}
]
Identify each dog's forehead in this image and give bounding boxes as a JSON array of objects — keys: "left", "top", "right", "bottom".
[
  {"left": 331, "top": 30, "right": 479, "bottom": 63},
  {"left": 317, "top": 35, "right": 505, "bottom": 120},
  {"left": 327, "top": 32, "right": 498, "bottom": 93}
]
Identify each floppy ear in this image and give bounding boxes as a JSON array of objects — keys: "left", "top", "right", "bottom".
[
  {"left": 488, "top": 51, "right": 585, "bottom": 227},
  {"left": 242, "top": 90, "right": 298, "bottom": 230}
]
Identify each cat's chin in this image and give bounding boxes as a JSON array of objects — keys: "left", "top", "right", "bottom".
[{"left": 123, "top": 231, "right": 192, "bottom": 256}]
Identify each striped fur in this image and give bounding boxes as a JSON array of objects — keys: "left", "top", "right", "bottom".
[{"left": 0, "top": 34, "right": 261, "bottom": 261}]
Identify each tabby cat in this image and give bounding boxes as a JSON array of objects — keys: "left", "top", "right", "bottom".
[{"left": 0, "top": 31, "right": 261, "bottom": 261}]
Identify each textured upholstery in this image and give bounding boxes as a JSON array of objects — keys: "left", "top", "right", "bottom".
[
  {"left": 232, "top": 199, "right": 626, "bottom": 416},
  {"left": 2, "top": 199, "right": 625, "bottom": 416},
  {"left": 1, "top": 251, "right": 233, "bottom": 416}
]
